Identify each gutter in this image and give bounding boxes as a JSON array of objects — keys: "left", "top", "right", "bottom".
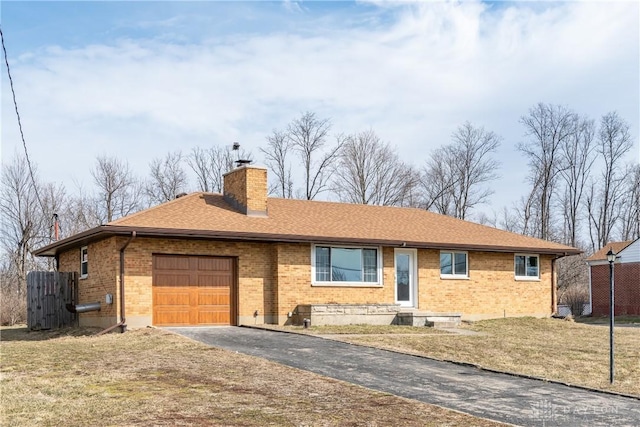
[
  {"left": 96, "top": 231, "right": 136, "bottom": 335},
  {"left": 35, "top": 224, "right": 583, "bottom": 257}
]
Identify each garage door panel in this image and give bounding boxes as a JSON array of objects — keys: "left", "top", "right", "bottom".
[
  {"left": 198, "top": 274, "right": 232, "bottom": 287},
  {"left": 155, "top": 274, "right": 191, "bottom": 286},
  {"left": 153, "top": 308, "right": 191, "bottom": 325},
  {"left": 198, "top": 257, "right": 232, "bottom": 272},
  {"left": 154, "top": 288, "right": 191, "bottom": 305},
  {"left": 152, "top": 255, "right": 234, "bottom": 326},
  {"left": 155, "top": 256, "right": 191, "bottom": 271},
  {"left": 197, "top": 309, "right": 230, "bottom": 325},
  {"left": 198, "top": 289, "right": 229, "bottom": 305}
]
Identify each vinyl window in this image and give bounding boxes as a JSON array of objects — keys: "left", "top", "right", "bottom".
[
  {"left": 440, "top": 251, "right": 468, "bottom": 278},
  {"left": 80, "top": 246, "right": 88, "bottom": 279},
  {"left": 515, "top": 254, "right": 539, "bottom": 280},
  {"left": 313, "top": 245, "right": 380, "bottom": 285}
]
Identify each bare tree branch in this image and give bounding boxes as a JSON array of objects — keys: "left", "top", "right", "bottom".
[
  {"left": 146, "top": 151, "right": 188, "bottom": 204},
  {"left": 586, "top": 111, "right": 633, "bottom": 251},
  {"left": 91, "top": 155, "right": 139, "bottom": 223},
  {"left": 260, "top": 130, "right": 293, "bottom": 198},
  {"left": 332, "top": 129, "right": 418, "bottom": 206},
  {"left": 518, "top": 103, "right": 577, "bottom": 240}
]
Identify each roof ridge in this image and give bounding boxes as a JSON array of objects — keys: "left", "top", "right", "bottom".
[{"left": 108, "top": 191, "right": 208, "bottom": 225}]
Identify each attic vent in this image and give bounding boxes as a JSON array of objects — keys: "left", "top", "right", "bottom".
[
  {"left": 235, "top": 159, "right": 252, "bottom": 167},
  {"left": 175, "top": 192, "right": 188, "bottom": 199}
]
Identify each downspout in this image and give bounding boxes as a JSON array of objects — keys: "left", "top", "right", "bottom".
[
  {"left": 587, "top": 260, "right": 593, "bottom": 315},
  {"left": 551, "top": 254, "right": 563, "bottom": 316},
  {"left": 97, "top": 231, "right": 136, "bottom": 335}
]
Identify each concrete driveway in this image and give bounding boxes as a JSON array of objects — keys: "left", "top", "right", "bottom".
[{"left": 167, "top": 326, "right": 640, "bottom": 427}]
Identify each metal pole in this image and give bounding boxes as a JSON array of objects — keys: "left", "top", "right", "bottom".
[{"left": 609, "top": 259, "right": 615, "bottom": 384}]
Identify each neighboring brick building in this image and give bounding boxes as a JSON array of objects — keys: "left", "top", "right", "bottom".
[
  {"left": 35, "top": 165, "right": 580, "bottom": 330},
  {"left": 587, "top": 239, "right": 640, "bottom": 316}
]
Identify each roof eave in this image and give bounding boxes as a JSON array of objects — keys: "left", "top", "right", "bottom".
[{"left": 33, "top": 225, "right": 582, "bottom": 257}]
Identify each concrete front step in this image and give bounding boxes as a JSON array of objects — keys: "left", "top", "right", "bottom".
[{"left": 396, "top": 311, "right": 462, "bottom": 328}]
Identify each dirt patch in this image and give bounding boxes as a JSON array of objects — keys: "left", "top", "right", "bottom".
[{"left": 1, "top": 326, "right": 505, "bottom": 427}]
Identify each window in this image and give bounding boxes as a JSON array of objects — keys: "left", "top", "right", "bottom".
[
  {"left": 515, "top": 254, "right": 539, "bottom": 279},
  {"left": 313, "top": 245, "right": 380, "bottom": 285},
  {"left": 80, "top": 246, "right": 88, "bottom": 279},
  {"left": 440, "top": 251, "right": 468, "bottom": 278}
]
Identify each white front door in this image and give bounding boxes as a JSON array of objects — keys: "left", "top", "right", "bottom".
[{"left": 395, "top": 249, "right": 417, "bottom": 308}]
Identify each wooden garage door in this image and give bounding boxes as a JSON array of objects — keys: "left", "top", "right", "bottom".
[{"left": 152, "top": 255, "right": 235, "bottom": 326}]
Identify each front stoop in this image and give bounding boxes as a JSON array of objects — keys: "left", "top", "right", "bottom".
[
  {"left": 293, "top": 304, "right": 462, "bottom": 328},
  {"left": 396, "top": 311, "right": 462, "bottom": 328}
]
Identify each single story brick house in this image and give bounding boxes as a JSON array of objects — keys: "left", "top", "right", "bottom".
[
  {"left": 586, "top": 238, "right": 640, "bottom": 316},
  {"left": 35, "top": 165, "right": 580, "bottom": 330}
]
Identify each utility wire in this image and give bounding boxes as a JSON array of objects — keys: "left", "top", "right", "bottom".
[{"left": 1, "top": 26, "right": 47, "bottom": 216}]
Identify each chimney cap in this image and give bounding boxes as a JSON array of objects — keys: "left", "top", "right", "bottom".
[{"left": 235, "top": 159, "right": 252, "bottom": 167}]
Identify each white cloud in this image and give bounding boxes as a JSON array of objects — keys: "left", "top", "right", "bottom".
[{"left": 2, "top": 1, "right": 638, "bottom": 214}]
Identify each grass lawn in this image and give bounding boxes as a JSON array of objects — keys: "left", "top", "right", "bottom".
[
  {"left": 305, "top": 317, "right": 640, "bottom": 396},
  {"left": 0, "top": 326, "right": 505, "bottom": 427}
]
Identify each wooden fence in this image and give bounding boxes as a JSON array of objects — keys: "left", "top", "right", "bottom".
[{"left": 27, "top": 271, "right": 78, "bottom": 330}]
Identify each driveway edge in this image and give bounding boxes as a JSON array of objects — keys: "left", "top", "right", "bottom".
[{"left": 242, "top": 324, "right": 640, "bottom": 402}]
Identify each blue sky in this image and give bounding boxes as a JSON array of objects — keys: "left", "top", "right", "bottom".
[{"left": 1, "top": 0, "right": 639, "bottom": 219}]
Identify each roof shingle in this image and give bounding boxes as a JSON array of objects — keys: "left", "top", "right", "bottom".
[
  {"left": 105, "top": 192, "right": 579, "bottom": 254},
  {"left": 586, "top": 240, "right": 634, "bottom": 262}
]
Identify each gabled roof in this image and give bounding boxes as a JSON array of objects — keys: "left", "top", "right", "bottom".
[
  {"left": 35, "top": 192, "right": 580, "bottom": 257},
  {"left": 586, "top": 240, "right": 635, "bottom": 262}
]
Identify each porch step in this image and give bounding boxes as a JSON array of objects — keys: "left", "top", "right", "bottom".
[{"left": 396, "top": 311, "right": 462, "bottom": 328}]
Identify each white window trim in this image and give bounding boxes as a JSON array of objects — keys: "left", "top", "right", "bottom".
[
  {"left": 311, "top": 244, "right": 383, "bottom": 287},
  {"left": 439, "top": 250, "right": 469, "bottom": 279},
  {"left": 80, "top": 246, "right": 88, "bottom": 279},
  {"left": 394, "top": 248, "right": 418, "bottom": 307},
  {"left": 514, "top": 253, "right": 540, "bottom": 281}
]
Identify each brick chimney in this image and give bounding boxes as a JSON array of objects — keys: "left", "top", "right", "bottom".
[{"left": 223, "top": 165, "right": 268, "bottom": 216}]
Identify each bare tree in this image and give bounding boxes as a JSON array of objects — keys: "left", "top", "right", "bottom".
[
  {"left": 0, "top": 155, "right": 55, "bottom": 324},
  {"left": 586, "top": 112, "right": 633, "bottom": 252},
  {"left": 260, "top": 130, "right": 294, "bottom": 198},
  {"left": 287, "top": 112, "right": 344, "bottom": 200},
  {"left": 146, "top": 151, "right": 188, "bottom": 204},
  {"left": 63, "top": 189, "right": 101, "bottom": 235},
  {"left": 618, "top": 163, "right": 640, "bottom": 241},
  {"left": 420, "top": 122, "right": 500, "bottom": 220},
  {"left": 187, "top": 145, "right": 253, "bottom": 193},
  {"left": 91, "top": 156, "right": 140, "bottom": 223},
  {"left": 518, "top": 103, "right": 577, "bottom": 240},
  {"left": 449, "top": 122, "right": 501, "bottom": 220},
  {"left": 556, "top": 254, "right": 590, "bottom": 317},
  {"left": 557, "top": 116, "right": 596, "bottom": 247},
  {"left": 420, "top": 147, "right": 457, "bottom": 215},
  {"left": 332, "top": 130, "right": 418, "bottom": 206}
]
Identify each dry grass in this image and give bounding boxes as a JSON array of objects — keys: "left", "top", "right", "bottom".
[
  {"left": 0, "top": 326, "right": 505, "bottom": 427},
  {"left": 576, "top": 315, "right": 640, "bottom": 325},
  {"left": 314, "top": 318, "right": 640, "bottom": 396}
]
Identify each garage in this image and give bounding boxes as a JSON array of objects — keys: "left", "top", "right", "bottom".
[{"left": 152, "top": 254, "right": 236, "bottom": 326}]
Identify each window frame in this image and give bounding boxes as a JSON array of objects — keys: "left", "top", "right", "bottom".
[
  {"left": 439, "top": 250, "right": 469, "bottom": 279},
  {"left": 80, "top": 246, "right": 88, "bottom": 279},
  {"left": 311, "top": 244, "right": 383, "bottom": 287},
  {"left": 514, "top": 254, "right": 540, "bottom": 281}
]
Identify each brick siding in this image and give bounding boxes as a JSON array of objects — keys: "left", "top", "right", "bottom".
[
  {"left": 58, "top": 238, "right": 119, "bottom": 327},
  {"left": 223, "top": 166, "right": 268, "bottom": 214},
  {"left": 58, "top": 238, "right": 555, "bottom": 327},
  {"left": 591, "top": 263, "right": 640, "bottom": 316}
]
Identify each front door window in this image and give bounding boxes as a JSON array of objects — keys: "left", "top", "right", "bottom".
[{"left": 395, "top": 249, "right": 416, "bottom": 307}]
